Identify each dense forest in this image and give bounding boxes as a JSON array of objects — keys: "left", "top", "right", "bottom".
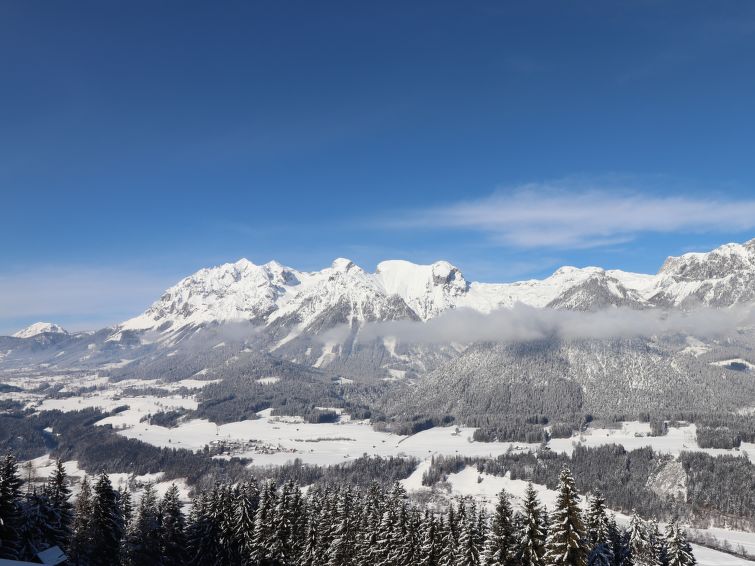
[
  {"left": 421, "top": 445, "right": 755, "bottom": 532},
  {"left": 0, "top": 453, "right": 697, "bottom": 566}
]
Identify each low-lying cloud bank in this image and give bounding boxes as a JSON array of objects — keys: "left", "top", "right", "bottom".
[{"left": 323, "top": 304, "right": 755, "bottom": 345}]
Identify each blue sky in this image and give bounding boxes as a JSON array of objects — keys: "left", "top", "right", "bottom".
[{"left": 2, "top": 1, "right": 755, "bottom": 332}]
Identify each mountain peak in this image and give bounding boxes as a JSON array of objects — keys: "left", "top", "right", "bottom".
[
  {"left": 331, "top": 258, "right": 357, "bottom": 272},
  {"left": 116, "top": 237, "right": 755, "bottom": 338},
  {"left": 13, "top": 322, "right": 68, "bottom": 339},
  {"left": 233, "top": 258, "right": 256, "bottom": 270}
]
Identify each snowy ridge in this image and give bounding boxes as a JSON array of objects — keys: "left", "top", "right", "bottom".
[
  {"left": 121, "top": 259, "right": 306, "bottom": 332},
  {"left": 653, "top": 238, "right": 755, "bottom": 307},
  {"left": 116, "top": 238, "right": 755, "bottom": 337},
  {"left": 12, "top": 322, "right": 68, "bottom": 339}
]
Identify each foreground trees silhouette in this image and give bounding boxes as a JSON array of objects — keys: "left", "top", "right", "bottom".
[{"left": 0, "top": 454, "right": 697, "bottom": 566}]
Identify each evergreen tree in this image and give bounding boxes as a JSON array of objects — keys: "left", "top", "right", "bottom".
[
  {"left": 586, "top": 493, "right": 611, "bottom": 547},
  {"left": 300, "top": 500, "right": 322, "bottom": 566},
  {"left": 544, "top": 467, "right": 588, "bottom": 566},
  {"left": 186, "top": 490, "right": 223, "bottom": 566},
  {"left": 89, "top": 472, "right": 124, "bottom": 566},
  {"left": 628, "top": 514, "right": 658, "bottom": 566},
  {"left": 665, "top": 523, "right": 695, "bottom": 566},
  {"left": 0, "top": 449, "right": 703, "bottom": 566},
  {"left": 126, "top": 483, "right": 162, "bottom": 566},
  {"left": 519, "top": 483, "right": 547, "bottom": 566},
  {"left": 250, "top": 479, "right": 278, "bottom": 564},
  {"left": 648, "top": 520, "right": 667, "bottom": 566},
  {"left": 418, "top": 510, "right": 440, "bottom": 566},
  {"left": 234, "top": 480, "right": 259, "bottom": 564},
  {"left": 44, "top": 459, "right": 73, "bottom": 550},
  {"left": 485, "top": 488, "right": 517, "bottom": 566},
  {"left": 216, "top": 484, "right": 238, "bottom": 564},
  {"left": 0, "top": 453, "right": 23, "bottom": 560},
  {"left": 70, "top": 476, "right": 93, "bottom": 565},
  {"left": 455, "top": 502, "right": 481, "bottom": 566},
  {"left": 586, "top": 493, "right": 614, "bottom": 566},
  {"left": 159, "top": 484, "right": 186, "bottom": 566},
  {"left": 476, "top": 505, "right": 488, "bottom": 552},
  {"left": 268, "top": 480, "right": 297, "bottom": 564},
  {"left": 316, "top": 486, "right": 338, "bottom": 560},
  {"left": 19, "top": 489, "right": 58, "bottom": 559},
  {"left": 391, "top": 500, "right": 409, "bottom": 565},
  {"left": 589, "top": 543, "right": 615, "bottom": 566},
  {"left": 354, "top": 482, "right": 382, "bottom": 566},
  {"left": 606, "top": 515, "right": 626, "bottom": 566},
  {"left": 119, "top": 487, "right": 134, "bottom": 533},
  {"left": 327, "top": 485, "right": 355, "bottom": 566},
  {"left": 287, "top": 481, "right": 306, "bottom": 561},
  {"left": 439, "top": 505, "right": 459, "bottom": 566},
  {"left": 374, "top": 483, "right": 403, "bottom": 566}
]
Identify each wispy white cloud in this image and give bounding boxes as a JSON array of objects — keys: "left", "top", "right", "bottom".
[
  {"left": 395, "top": 181, "right": 755, "bottom": 249},
  {"left": 0, "top": 266, "right": 176, "bottom": 334},
  {"left": 322, "top": 304, "right": 755, "bottom": 346}
]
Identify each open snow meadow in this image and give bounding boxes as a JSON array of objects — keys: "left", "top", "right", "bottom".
[
  {"left": 8, "top": 370, "right": 755, "bottom": 467},
  {"left": 4, "top": 367, "right": 755, "bottom": 566}
]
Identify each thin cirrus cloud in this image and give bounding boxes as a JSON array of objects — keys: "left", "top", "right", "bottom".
[{"left": 398, "top": 184, "right": 755, "bottom": 249}]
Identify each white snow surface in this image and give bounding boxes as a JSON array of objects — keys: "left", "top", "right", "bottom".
[
  {"left": 12, "top": 322, "right": 68, "bottom": 338},
  {"left": 117, "top": 416, "right": 537, "bottom": 467},
  {"left": 115, "top": 238, "right": 755, "bottom": 338},
  {"left": 549, "top": 421, "right": 755, "bottom": 461}
]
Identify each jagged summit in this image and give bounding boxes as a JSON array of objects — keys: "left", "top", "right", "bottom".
[
  {"left": 653, "top": 239, "right": 755, "bottom": 307},
  {"left": 116, "top": 238, "right": 755, "bottom": 337},
  {"left": 13, "top": 322, "right": 68, "bottom": 339}
]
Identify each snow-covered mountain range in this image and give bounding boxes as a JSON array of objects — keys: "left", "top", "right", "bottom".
[
  {"left": 4, "top": 239, "right": 755, "bottom": 420},
  {"left": 115, "top": 238, "right": 755, "bottom": 339}
]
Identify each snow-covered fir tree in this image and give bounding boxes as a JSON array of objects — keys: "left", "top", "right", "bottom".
[
  {"left": 0, "top": 453, "right": 23, "bottom": 560},
  {"left": 418, "top": 510, "right": 440, "bottom": 566},
  {"left": 665, "top": 523, "right": 695, "bottom": 566},
  {"left": 125, "top": 483, "right": 161, "bottom": 566},
  {"left": 234, "top": 479, "right": 259, "bottom": 563},
  {"left": 44, "top": 459, "right": 73, "bottom": 550},
  {"left": 159, "top": 483, "right": 186, "bottom": 566},
  {"left": 250, "top": 478, "right": 278, "bottom": 564},
  {"left": 544, "top": 467, "right": 588, "bottom": 566},
  {"left": 89, "top": 472, "right": 124, "bottom": 566},
  {"left": 327, "top": 485, "right": 355, "bottom": 566},
  {"left": 648, "top": 520, "right": 668, "bottom": 566},
  {"left": 455, "top": 500, "right": 482, "bottom": 566},
  {"left": 628, "top": 514, "right": 660, "bottom": 566},
  {"left": 186, "top": 487, "right": 224, "bottom": 565},
  {"left": 586, "top": 493, "right": 614, "bottom": 566},
  {"left": 518, "top": 482, "right": 547, "bottom": 566},
  {"left": 484, "top": 488, "right": 517, "bottom": 566},
  {"left": 69, "top": 475, "right": 93, "bottom": 564}
]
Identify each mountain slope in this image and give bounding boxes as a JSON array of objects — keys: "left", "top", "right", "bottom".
[
  {"left": 3, "top": 238, "right": 755, "bottom": 383},
  {"left": 114, "top": 238, "right": 755, "bottom": 344}
]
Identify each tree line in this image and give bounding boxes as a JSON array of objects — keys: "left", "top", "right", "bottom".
[
  {"left": 0, "top": 452, "right": 696, "bottom": 566},
  {"left": 420, "top": 443, "right": 755, "bottom": 532}
]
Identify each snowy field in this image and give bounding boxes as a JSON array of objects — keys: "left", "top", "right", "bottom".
[
  {"left": 5, "top": 371, "right": 752, "bottom": 468},
  {"left": 549, "top": 421, "right": 755, "bottom": 461},
  {"left": 5, "top": 370, "right": 755, "bottom": 563},
  {"left": 117, "top": 413, "right": 536, "bottom": 467},
  {"left": 25, "top": 455, "right": 191, "bottom": 504}
]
